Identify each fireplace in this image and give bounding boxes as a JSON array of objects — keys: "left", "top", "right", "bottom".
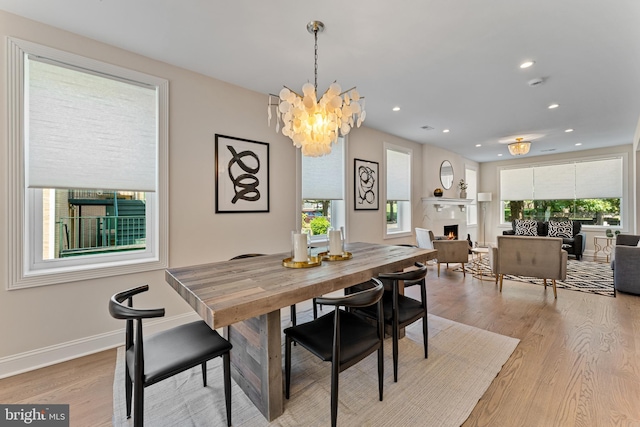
[{"left": 443, "top": 224, "right": 458, "bottom": 240}]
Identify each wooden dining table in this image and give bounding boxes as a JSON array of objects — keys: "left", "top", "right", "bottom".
[{"left": 165, "top": 242, "right": 437, "bottom": 421}]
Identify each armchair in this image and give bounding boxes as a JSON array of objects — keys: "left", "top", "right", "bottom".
[
  {"left": 612, "top": 234, "right": 640, "bottom": 295},
  {"left": 491, "top": 235, "right": 567, "bottom": 298},
  {"left": 431, "top": 240, "right": 469, "bottom": 277}
]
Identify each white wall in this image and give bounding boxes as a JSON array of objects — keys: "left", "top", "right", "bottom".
[
  {"left": 478, "top": 145, "right": 636, "bottom": 252},
  {"left": 0, "top": 11, "right": 469, "bottom": 376}
]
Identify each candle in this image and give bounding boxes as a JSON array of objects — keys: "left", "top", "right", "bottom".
[
  {"left": 293, "top": 233, "right": 309, "bottom": 262},
  {"left": 329, "top": 230, "right": 343, "bottom": 255}
]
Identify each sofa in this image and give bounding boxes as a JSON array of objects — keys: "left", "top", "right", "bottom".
[
  {"left": 502, "top": 219, "right": 586, "bottom": 260},
  {"left": 611, "top": 234, "right": 640, "bottom": 295}
]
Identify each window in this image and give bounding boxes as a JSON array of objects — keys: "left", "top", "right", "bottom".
[
  {"left": 499, "top": 157, "right": 624, "bottom": 227},
  {"left": 301, "top": 137, "right": 346, "bottom": 243},
  {"left": 7, "top": 38, "right": 168, "bottom": 289},
  {"left": 385, "top": 143, "right": 412, "bottom": 237},
  {"left": 465, "top": 167, "right": 478, "bottom": 226}
]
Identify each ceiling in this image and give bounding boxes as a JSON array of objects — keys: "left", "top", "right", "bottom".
[{"left": 2, "top": 0, "right": 639, "bottom": 163}]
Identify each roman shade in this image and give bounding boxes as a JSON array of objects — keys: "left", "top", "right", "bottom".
[
  {"left": 386, "top": 149, "right": 411, "bottom": 201},
  {"left": 302, "top": 137, "right": 344, "bottom": 200},
  {"left": 500, "top": 168, "right": 534, "bottom": 200},
  {"left": 26, "top": 56, "right": 158, "bottom": 192}
]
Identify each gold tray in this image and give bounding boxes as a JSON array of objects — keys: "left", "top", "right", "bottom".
[
  {"left": 318, "top": 251, "right": 353, "bottom": 261},
  {"left": 282, "top": 255, "right": 322, "bottom": 268}
]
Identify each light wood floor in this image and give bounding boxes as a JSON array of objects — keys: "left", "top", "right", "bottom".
[{"left": 1, "top": 264, "right": 639, "bottom": 427}]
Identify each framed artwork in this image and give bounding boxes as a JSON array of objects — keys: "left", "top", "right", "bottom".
[
  {"left": 215, "top": 134, "right": 270, "bottom": 213},
  {"left": 354, "top": 158, "right": 379, "bottom": 210}
]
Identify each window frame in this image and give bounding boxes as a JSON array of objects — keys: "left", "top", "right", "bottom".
[
  {"left": 7, "top": 37, "right": 169, "bottom": 290},
  {"left": 383, "top": 142, "right": 412, "bottom": 239}
]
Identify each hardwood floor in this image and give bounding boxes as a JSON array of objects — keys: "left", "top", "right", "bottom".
[{"left": 1, "top": 264, "right": 638, "bottom": 426}]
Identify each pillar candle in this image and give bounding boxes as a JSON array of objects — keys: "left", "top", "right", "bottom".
[
  {"left": 293, "top": 233, "right": 308, "bottom": 262},
  {"left": 329, "top": 230, "right": 343, "bottom": 255}
]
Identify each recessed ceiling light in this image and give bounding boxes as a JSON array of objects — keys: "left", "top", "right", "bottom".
[
  {"left": 498, "top": 153, "right": 503, "bottom": 157},
  {"left": 575, "top": 143, "right": 582, "bottom": 146},
  {"left": 520, "top": 60, "right": 535, "bottom": 69},
  {"left": 548, "top": 103, "right": 559, "bottom": 109},
  {"left": 443, "top": 129, "right": 450, "bottom": 133},
  {"left": 565, "top": 128, "right": 574, "bottom": 132},
  {"left": 475, "top": 144, "right": 482, "bottom": 147},
  {"left": 392, "top": 106, "right": 400, "bottom": 112}
]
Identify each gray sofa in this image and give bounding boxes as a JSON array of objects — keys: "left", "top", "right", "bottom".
[{"left": 612, "top": 234, "right": 640, "bottom": 296}]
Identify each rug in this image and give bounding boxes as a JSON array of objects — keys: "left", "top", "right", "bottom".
[
  {"left": 113, "top": 312, "right": 519, "bottom": 427},
  {"left": 457, "top": 257, "right": 615, "bottom": 297}
]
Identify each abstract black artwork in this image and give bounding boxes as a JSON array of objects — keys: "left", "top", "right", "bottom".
[
  {"left": 215, "top": 134, "right": 269, "bottom": 213},
  {"left": 354, "top": 158, "right": 379, "bottom": 210}
]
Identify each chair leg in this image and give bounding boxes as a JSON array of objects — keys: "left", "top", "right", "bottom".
[
  {"left": 437, "top": 263, "right": 441, "bottom": 277},
  {"left": 290, "top": 304, "right": 297, "bottom": 326},
  {"left": 499, "top": 274, "right": 504, "bottom": 292},
  {"left": 285, "top": 336, "right": 292, "bottom": 399},
  {"left": 423, "top": 315, "right": 429, "bottom": 359},
  {"left": 543, "top": 278, "right": 547, "bottom": 288},
  {"left": 133, "top": 378, "right": 144, "bottom": 427},
  {"left": 392, "top": 313, "right": 399, "bottom": 382},
  {"left": 201, "top": 361, "right": 207, "bottom": 386},
  {"left": 552, "top": 279, "right": 557, "bottom": 299},
  {"left": 377, "top": 346, "right": 384, "bottom": 401},
  {"left": 462, "top": 263, "right": 466, "bottom": 277},
  {"left": 125, "top": 365, "right": 132, "bottom": 418},
  {"left": 313, "top": 298, "right": 318, "bottom": 319},
  {"left": 223, "top": 353, "right": 231, "bottom": 427},
  {"left": 330, "top": 359, "right": 339, "bottom": 427}
]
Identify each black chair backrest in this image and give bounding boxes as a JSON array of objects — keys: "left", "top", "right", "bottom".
[
  {"left": 109, "top": 284, "right": 165, "bottom": 320},
  {"left": 314, "top": 278, "right": 384, "bottom": 309},
  {"left": 378, "top": 262, "right": 427, "bottom": 284}
]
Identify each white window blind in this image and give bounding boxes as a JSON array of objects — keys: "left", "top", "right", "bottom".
[
  {"left": 302, "top": 137, "right": 344, "bottom": 200},
  {"left": 575, "top": 158, "right": 623, "bottom": 198},
  {"left": 500, "top": 168, "right": 534, "bottom": 200},
  {"left": 27, "top": 56, "right": 158, "bottom": 192},
  {"left": 533, "top": 164, "right": 576, "bottom": 199},
  {"left": 386, "top": 149, "right": 410, "bottom": 201}
]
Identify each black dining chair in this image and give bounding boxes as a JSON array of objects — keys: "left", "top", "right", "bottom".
[
  {"left": 355, "top": 262, "right": 429, "bottom": 382},
  {"left": 109, "top": 285, "right": 232, "bottom": 427},
  {"left": 284, "top": 278, "right": 385, "bottom": 427}
]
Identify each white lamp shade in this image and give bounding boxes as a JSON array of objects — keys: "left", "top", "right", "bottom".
[{"left": 477, "top": 192, "right": 492, "bottom": 202}]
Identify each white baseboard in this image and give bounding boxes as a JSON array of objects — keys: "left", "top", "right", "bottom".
[{"left": 0, "top": 312, "right": 200, "bottom": 379}]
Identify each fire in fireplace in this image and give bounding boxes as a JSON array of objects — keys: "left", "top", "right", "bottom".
[{"left": 443, "top": 225, "right": 458, "bottom": 240}]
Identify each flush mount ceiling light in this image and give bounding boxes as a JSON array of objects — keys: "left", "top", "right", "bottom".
[
  {"left": 508, "top": 137, "right": 531, "bottom": 156},
  {"left": 268, "top": 21, "right": 365, "bottom": 157}
]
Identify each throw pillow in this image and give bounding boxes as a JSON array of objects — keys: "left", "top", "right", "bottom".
[
  {"left": 548, "top": 220, "right": 573, "bottom": 238},
  {"left": 514, "top": 219, "right": 538, "bottom": 236}
]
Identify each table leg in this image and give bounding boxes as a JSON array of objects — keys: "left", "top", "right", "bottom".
[{"left": 225, "top": 310, "right": 283, "bottom": 421}]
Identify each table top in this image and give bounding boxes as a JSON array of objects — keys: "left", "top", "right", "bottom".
[
  {"left": 165, "top": 242, "right": 437, "bottom": 329},
  {"left": 471, "top": 247, "right": 490, "bottom": 254}
]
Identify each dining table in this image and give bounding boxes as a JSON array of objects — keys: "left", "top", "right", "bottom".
[{"left": 165, "top": 241, "right": 437, "bottom": 421}]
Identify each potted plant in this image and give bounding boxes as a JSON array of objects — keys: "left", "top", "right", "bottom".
[{"left": 458, "top": 179, "right": 468, "bottom": 198}]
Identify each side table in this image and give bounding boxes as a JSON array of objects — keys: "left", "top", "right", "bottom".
[
  {"left": 593, "top": 236, "right": 614, "bottom": 263},
  {"left": 470, "top": 247, "right": 492, "bottom": 281}
]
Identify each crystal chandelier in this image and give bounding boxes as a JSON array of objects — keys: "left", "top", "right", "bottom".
[
  {"left": 508, "top": 137, "right": 531, "bottom": 156},
  {"left": 268, "top": 21, "right": 365, "bottom": 157}
]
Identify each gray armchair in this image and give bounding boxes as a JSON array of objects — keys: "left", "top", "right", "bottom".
[
  {"left": 612, "top": 234, "right": 640, "bottom": 295},
  {"left": 491, "top": 235, "right": 567, "bottom": 298}
]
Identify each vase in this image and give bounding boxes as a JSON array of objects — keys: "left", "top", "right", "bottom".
[
  {"left": 460, "top": 190, "right": 467, "bottom": 199},
  {"left": 434, "top": 188, "right": 443, "bottom": 197}
]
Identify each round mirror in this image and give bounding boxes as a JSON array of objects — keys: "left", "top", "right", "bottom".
[{"left": 440, "top": 160, "right": 454, "bottom": 189}]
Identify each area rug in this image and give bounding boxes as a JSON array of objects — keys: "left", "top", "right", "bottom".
[
  {"left": 113, "top": 312, "right": 519, "bottom": 427},
  {"left": 457, "top": 257, "right": 615, "bottom": 297}
]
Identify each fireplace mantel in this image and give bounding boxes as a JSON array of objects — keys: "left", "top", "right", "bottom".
[{"left": 421, "top": 197, "right": 473, "bottom": 212}]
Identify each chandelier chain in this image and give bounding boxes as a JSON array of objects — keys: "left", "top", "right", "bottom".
[{"left": 314, "top": 27, "right": 319, "bottom": 93}]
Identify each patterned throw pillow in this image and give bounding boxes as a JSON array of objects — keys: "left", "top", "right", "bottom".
[
  {"left": 548, "top": 220, "right": 573, "bottom": 238},
  {"left": 514, "top": 219, "right": 538, "bottom": 236}
]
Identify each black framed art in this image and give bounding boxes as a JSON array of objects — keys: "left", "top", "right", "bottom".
[
  {"left": 354, "top": 158, "right": 379, "bottom": 210},
  {"left": 215, "top": 134, "right": 270, "bottom": 213}
]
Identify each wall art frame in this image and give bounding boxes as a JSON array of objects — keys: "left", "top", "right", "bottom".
[
  {"left": 215, "top": 134, "right": 270, "bottom": 213},
  {"left": 354, "top": 158, "right": 379, "bottom": 210}
]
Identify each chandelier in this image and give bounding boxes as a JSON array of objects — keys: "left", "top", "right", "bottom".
[
  {"left": 508, "top": 137, "right": 531, "bottom": 156},
  {"left": 268, "top": 21, "right": 365, "bottom": 157}
]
